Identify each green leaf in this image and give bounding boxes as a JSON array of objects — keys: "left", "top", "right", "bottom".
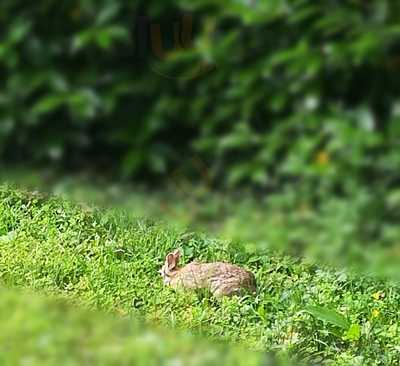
[
  {"left": 71, "top": 29, "right": 94, "bottom": 52},
  {"left": 31, "top": 94, "right": 66, "bottom": 116},
  {"left": 343, "top": 323, "right": 361, "bottom": 341},
  {"left": 121, "top": 150, "right": 145, "bottom": 177},
  {"left": 9, "top": 19, "right": 32, "bottom": 43},
  {"left": 96, "top": 26, "right": 130, "bottom": 49},
  {"left": 305, "top": 305, "right": 350, "bottom": 330},
  {"left": 257, "top": 305, "right": 266, "bottom": 320},
  {"left": 96, "top": 3, "right": 121, "bottom": 25}
]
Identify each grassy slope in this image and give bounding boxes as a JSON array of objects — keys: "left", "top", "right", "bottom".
[
  {"left": 0, "top": 185, "right": 399, "bottom": 365},
  {"left": 2, "top": 168, "right": 399, "bottom": 282},
  {"left": 0, "top": 288, "right": 262, "bottom": 366}
]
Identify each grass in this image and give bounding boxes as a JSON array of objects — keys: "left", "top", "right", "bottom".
[
  {"left": 0, "top": 287, "right": 263, "bottom": 366},
  {"left": 1, "top": 167, "right": 399, "bottom": 281},
  {"left": 1, "top": 184, "right": 400, "bottom": 365}
]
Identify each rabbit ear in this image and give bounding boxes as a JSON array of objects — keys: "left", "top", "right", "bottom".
[
  {"left": 172, "top": 249, "right": 181, "bottom": 260},
  {"left": 166, "top": 250, "right": 180, "bottom": 271},
  {"left": 166, "top": 253, "right": 175, "bottom": 269}
]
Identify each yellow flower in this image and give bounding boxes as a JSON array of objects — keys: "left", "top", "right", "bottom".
[
  {"left": 315, "top": 151, "right": 330, "bottom": 166},
  {"left": 372, "top": 291, "right": 385, "bottom": 301},
  {"left": 372, "top": 309, "right": 380, "bottom": 318}
]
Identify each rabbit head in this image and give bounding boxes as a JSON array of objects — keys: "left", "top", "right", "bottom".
[{"left": 159, "top": 249, "right": 181, "bottom": 284}]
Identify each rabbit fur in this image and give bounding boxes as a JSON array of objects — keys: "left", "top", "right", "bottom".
[{"left": 159, "top": 249, "right": 256, "bottom": 297}]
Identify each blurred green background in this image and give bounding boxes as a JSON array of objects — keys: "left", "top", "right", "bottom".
[
  {"left": 0, "top": 287, "right": 265, "bottom": 366},
  {"left": 2, "top": 0, "right": 400, "bottom": 189},
  {"left": 1, "top": 0, "right": 400, "bottom": 275}
]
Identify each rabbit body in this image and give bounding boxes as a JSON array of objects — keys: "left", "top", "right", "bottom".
[{"left": 160, "top": 250, "right": 256, "bottom": 297}]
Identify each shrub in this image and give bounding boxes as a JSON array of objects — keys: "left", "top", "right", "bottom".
[{"left": 1, "top": 1, "right": 400, "bottom": 193}]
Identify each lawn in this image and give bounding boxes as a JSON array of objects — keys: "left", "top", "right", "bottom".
[
  {"left": 1, "top": 168, "right": 399, "bottom": 282},
  {"left": 0, "top": 184, "right": 399, "bottom": 365}
]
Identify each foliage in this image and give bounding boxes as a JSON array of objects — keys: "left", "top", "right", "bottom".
[
  {"left": 1, "top": 185, "right": 399, "bottom": 365},
  {"left": 1, "top": 1, "right": 400, "bottom": 194},
  {"left": 305, "top": 305, "right": 350, "bottom": 331}
]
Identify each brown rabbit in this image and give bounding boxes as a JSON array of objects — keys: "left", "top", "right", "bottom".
[{"left": 159, "top": 249, "right": 256, "bottom": 297}]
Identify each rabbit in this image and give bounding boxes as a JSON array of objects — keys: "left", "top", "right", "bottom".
[{"left": 159, "top": 249, "right": 256, "bottom": 297}]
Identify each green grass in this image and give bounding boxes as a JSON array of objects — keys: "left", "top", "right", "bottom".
[
  {"left": 0, "top": 287, "right": 264, "bottom": 366},
  {"left": 1, "top": 167, "right": 399, "bottom": 282},
  {"left": 1, "top": 185, "right": 400, "bottom": 365}
]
